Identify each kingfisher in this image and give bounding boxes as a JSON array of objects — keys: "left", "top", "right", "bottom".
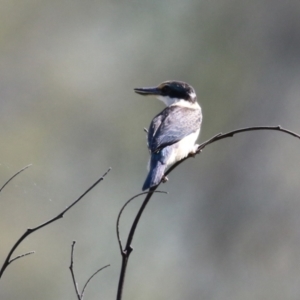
[{"left": 134, "top": 80, "right": 202, "bottom": 191}]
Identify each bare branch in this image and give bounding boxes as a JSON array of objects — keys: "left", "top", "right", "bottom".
[
  {"left": 116, "top": 125, "right": 300, "bottom": 300},
  {"left": 69, "top": 241, "right": 110, "bottom": 300},
  {"left": 9, "top": 251, "right": 35, "bottom": 264},
  {"left": 166, "top": 125, "right": 300, "bottom": 176},
  {"left": 116, "top": 191, "right": 167, "bottom": 254},
  {"left": 69, "top": 241, "right": 81, "bottom": 300},
  {"left": 197, "top": 125, "right": 300, "bottom": 151},
  {"left": 0, "top": 168, "right": 111, "bottom": 279},
  {"left": 116, "top": 187, "right": 162, "bottom": 300},
  {"left": 0, "top": 164, "right": 32, "bottom": 193},
  {"left": 81, "top": 264, "right": 110, "bottom": 299},
  {"left": 60, "top": 167, "right": 111, "bottom": 216}
]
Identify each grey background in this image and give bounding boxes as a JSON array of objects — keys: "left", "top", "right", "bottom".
[{"left": 1, "top": 1, "right": 300, "bottom": 299}]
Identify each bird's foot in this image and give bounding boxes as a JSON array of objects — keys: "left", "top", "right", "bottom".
[{"left": 162, "top": 176, "right": 168, "bottom": 183}]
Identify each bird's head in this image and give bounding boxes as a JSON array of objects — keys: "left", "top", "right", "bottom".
[{"left": 134, "top": 80, "right": 197, "bottom": 107}]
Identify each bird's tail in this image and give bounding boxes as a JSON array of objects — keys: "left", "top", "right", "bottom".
[{"left": 142, "top": 159, "right": 166, "bottom": 191}]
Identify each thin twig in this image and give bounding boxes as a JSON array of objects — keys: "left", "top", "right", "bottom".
[
  {"left": 116, "top": 125, "right": 300, "bottom": 300},
  {"left": 116, "top": 191, "right": 167, "bottom": 254},
  {"left": 198, "top": 125, "right": 300, "bottom": 151},
  {"left": 0, "top": 168, "right": 111, "bottom": 279},
  {"left": 69, "top": 241, "right": 110, "bottom": 300},
  {"left": 0, "top": 164, "right": 32, "bottom": 193},
  {"left": 166, "top": 126, "right": 300, "bottom": 176},
  {"left": 81, "top": 264, "right": 110, "bottom": 299},
  {"left": 70, "top": 241, "right": 81, "bottom": 300},
  {"left": 60, "top": 168, "right": 111, "bottom": 216},
  {"left": 9, "top": 251, "right": 35, "bottom": 264}
]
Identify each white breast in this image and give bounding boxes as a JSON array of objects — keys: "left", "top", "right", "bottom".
[{"left": 165, "top": 128, "right": 200, "bottom": 166}]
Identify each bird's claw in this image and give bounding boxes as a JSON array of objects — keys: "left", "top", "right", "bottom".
[
  {"left": 189, "top": 144, "right": 200, "bottom": 157},
  {"left": 162, "top": 176, "right": 168, "bottom": 183}
]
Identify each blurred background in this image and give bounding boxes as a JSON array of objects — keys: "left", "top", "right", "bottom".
[{"left": 1, "top": 0, "right": 300, "bottom": 299}]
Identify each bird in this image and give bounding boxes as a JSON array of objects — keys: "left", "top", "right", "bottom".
[{"left": 134, "top": 80, "right": 202, "bottom": 191}]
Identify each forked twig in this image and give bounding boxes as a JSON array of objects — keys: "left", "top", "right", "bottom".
[
  {"left": 70, "top": 241, "right": 81, "bottom": 300},
  {"left": 69, "top": 241, "right": 110, "bottom": 300},
  {"left": 116, "top": 188, "right": 158, "bottom": 300},
  {"left": 0, "top": 168, "right": 111, "bottom": 279},
  {"left": 116, "top": 191, "right": 167, "bottom": 254}
]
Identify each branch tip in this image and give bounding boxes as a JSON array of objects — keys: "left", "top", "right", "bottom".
[
  {"left": 81, "top": 264, "right": 110, "bottom": 298},
  {"left": 0, "top": 164, "right": 32, "bottom": 193},
  {"left": 9, "top": 251, "right": 35, "bottom": 264}
]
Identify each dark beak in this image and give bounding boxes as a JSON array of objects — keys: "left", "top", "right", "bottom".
[{"left": 134, "top": 86, "right": 161, "bottom": 96}]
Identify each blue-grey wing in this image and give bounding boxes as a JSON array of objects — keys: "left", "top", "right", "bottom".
[{"left": 148, "top": 106, "right": 202, "bottom": 153}]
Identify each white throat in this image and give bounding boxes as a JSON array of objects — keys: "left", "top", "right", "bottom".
[
  {"left": 156, "top": 95, "right": 199, "bottom": 109},
  {"left": 157, "top": 95, "right": 182, "bottom": 106}
]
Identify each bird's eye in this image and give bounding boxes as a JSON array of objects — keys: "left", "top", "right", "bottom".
[{"left": 161, "top": 85, "right": 170, "bottom": 94}]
